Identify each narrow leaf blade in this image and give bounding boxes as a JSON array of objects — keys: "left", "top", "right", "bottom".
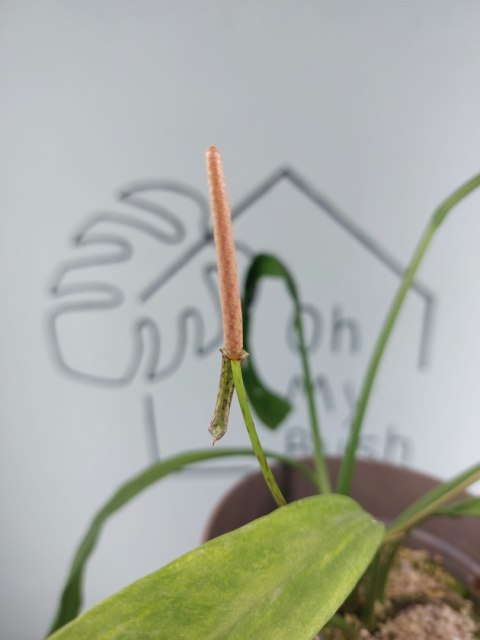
[
  {"left": 435, "top": 496, "right": 480, "bottom": 518},
  {"left": 49, "top": 495, "right": 384, "bottom": 640},
  {"left": 387, "top": 462, "right": 480, "bottom": 538}
]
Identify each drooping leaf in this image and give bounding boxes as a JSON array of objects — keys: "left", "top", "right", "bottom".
[
  {"left": 242, "top": 254, "right": 330, "bottom": 493},
  {"left": 242, "top": 254, "right": 303, "bottom": 429},
  {"left": 435, "top": 496, "right": 480, "bottom": 518},
  {"left": 49, "top": 495, "right": 384, "bottom": 640},
  {"left": 48, "top": 448, "right": 316, "bottom": 636}
]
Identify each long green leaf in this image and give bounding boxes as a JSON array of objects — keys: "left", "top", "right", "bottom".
[
  {"left": 243, "top": 254, "right": 331, "bottom": 493},
  {"left": 48, "top": 448, "right": 315, "bottom": 636},
  {"left": 386, "top": 461, "right": 480, "bottom": 539},
  {"left": 49, "top": 495, "right": 384, "bottom": 640},
  {"left": 337, "top": 174, "right": 480, "bottom": 495},
  {"left": 435, "top": 496, "right": 480, "bottom": 517}
]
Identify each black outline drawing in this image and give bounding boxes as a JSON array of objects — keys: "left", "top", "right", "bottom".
[{"left": 45, "top": 168, "right": 435, "bottom": 465}]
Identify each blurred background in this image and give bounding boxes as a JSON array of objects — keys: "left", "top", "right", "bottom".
[{"left": 1, "top": 2, "right": 480, "bottom": 638}]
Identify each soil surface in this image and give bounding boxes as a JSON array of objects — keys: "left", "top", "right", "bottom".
[{"left": 320, "top": 548, "right": 480, "bottom": 640}]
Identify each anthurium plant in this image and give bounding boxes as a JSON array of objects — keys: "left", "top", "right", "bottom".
[{"left": 47, "top": 148, "right": 480, "bottom": 639}]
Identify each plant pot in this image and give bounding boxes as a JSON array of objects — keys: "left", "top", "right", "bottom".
[{"left": 203, "top": 457, "right": 480, "bottom": 596}]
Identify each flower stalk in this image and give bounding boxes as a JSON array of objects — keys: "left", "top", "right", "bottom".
[{"left": 206, "top": 145, "right": 286, "bottom": 507}]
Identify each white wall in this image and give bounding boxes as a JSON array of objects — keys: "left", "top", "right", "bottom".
[{"left": 1, "top": 2, "right": 480, "bottom": 638}]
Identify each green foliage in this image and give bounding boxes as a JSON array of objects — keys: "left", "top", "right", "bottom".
[
  {"left": 336, "top": 173, "right": 480, "bottom": 495},
  {"left": 242, "top": 254, "right": 295, "bottom": 428},
  {"left": 48, "top": 448, "right": 316, "bottom": 636},
  {"left": 48, "top": 496, "right": 384, "bottom": 640},
  {"left": 387, "top": 462, "right": 480, "bottom": 540}
]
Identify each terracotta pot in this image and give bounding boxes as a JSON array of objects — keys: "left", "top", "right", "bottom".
[{"left": 203, "top": 457, "right": 480, "bottom": 594}]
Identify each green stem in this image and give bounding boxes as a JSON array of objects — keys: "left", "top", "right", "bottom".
[
  {"left": 337, "top": 174, "right": 480, "bottom": 495},
  {"left": 231, "top": 360, "right": 287, "bottom": 507},
  {"left": 363, "top": 552, "right": 381, "bottom": 631},
  {"left": 375, "top": 540, "right": 402, "bottom": 604},
  {"left": 362, "top": 541, "right": 402, "bottom": 631},
  {"left": 325, "top": 614, "right": 358, "bottom": 639},
  {"left": 294, "top": 299, "right": 331, "bottom": 493}
]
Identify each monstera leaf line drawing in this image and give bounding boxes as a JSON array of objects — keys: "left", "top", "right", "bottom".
[{"left": 47, "top": 181, "right": 235, "bottom": 387}]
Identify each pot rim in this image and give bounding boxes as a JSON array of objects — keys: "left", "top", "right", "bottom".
[{"left": 203, "top": 456, "right": 480, "bottom": 570}]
